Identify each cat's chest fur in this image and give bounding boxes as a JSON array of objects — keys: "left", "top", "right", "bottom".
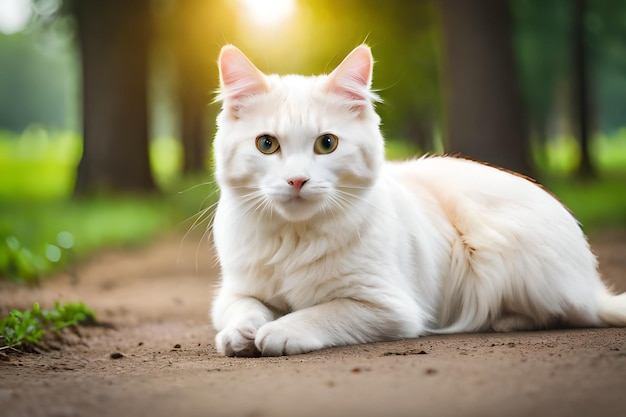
[{"left": 215, "top": 204, "right": 365, "bottom": 312}]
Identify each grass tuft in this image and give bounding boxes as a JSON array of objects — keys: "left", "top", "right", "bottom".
[{"left": 0, "top": 302, "right": 96, "bottom": 351}]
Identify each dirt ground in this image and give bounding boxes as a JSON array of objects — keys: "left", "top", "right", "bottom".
[{"left": 1, "top": 229, "right": 625, "bottom": 417}]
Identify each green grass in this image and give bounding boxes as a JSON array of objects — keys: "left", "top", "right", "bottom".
[
  {"left": 0, "top": 180, "right": 217, "bottom": 282},
  {"left": 0, "top": 129, "right": 216, "bottom": 281},
  {"left": 0, "top": 128, "right": 80, "bottom": 200},
  {"left": 0, "top": 302, "right": 96, "bottom": 351},
  {"left": 0, "top": 129, "right": 187, "bottom": 200},
  {"left": 533, "top": 130, "right": 626, "bottom": 174},
  {"left": 0, "top": 128, "right": 625, "bottom": 282},
  {"left": 542, "top": 176, "right": 626, "bottom": 232},
  {"left": 385, "top": 139, "right": 422, "bottom": 160}
]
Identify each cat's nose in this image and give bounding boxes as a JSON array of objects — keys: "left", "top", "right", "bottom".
[{"left": 287, "top": 177, "right": 309, "bottom": 191}]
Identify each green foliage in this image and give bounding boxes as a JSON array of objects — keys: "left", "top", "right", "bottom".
[
  {"left": 533, "top": 131, "right": 626, "bottom": 175},
  {"left": 0, "top": 128, "right": 81, "bottom": 200},
  {"left": 0, "top": 231, "right": 74, "bottom": 283},
  {"left": 0, "top": 186, "right": 215, "bottom": 282},
  {"left": 0, "top": 29, "right": 78, "bottom": 132},
  {"left": 0, "top": 130, "right": 187, "bottom": 200},
  {"left": 0, "top": 130, "right": 216, "bottom": 282},
  {"left": 511, "top": 0, "right": 626, "bottom": 137},
  {"left": 0, "top": 302, "right": 96, "bottom": 350},
  {"left": 0, "top": 303, "right": 45, "bottom": 348},
  {"left": 543, "top": 176, "right": 626, "bottom": 231},
  {"left": 43, "top": 301, "right": 96, "bottom": 331},
  {"left": 385, "top": 140, "right": 422, "bottom": 160}
]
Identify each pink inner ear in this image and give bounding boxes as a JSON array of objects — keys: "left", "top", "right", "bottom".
[
  {"left": 326, "top": 45, "right": 373, "bottom": 101},
  {"left": 219, "top": 45, "right": 267, "bottom": 101}
]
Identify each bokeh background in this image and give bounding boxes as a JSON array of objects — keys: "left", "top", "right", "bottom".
[{"left": 1, "top": 0, "right": 625, "bottom": 282}]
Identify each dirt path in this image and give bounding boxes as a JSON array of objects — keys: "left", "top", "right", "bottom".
[{"left": 1, "top": 230, "right": 625, "bottom": 417}]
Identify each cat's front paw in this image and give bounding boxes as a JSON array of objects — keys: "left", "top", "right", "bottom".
[
  {"left": 216, "top": 322, "right": 262, "bottom": 357},
  {"left": 255, "top": 320, "right": 324, "bottom": 356}
]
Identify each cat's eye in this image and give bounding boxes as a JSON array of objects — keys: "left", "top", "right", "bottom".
[
  {"left": 314, "top": 134, "right": 338, "bottom": 155},
  {"left": 256, "top": 134, "right": 280, "bottom": 154}
]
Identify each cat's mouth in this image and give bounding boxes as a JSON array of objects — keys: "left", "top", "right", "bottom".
[
  {"left": 282, "top": 195, "right": 309, "bottom": 207},
  {"left": 273, "top": 193, "right": 323, "bottom": 222},
  {"left": 286, "top": 195, "right": 305, "bottom": 202},
  {"left": 277, "top": 189, "right": 314, "bottom": 203}
]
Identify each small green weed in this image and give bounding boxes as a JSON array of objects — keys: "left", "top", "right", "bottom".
[{"left": 0, "top": 302, "right": 96, "bottom": 351}]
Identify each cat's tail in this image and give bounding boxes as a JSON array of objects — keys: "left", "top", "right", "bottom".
[{"left": 597, "top": 291, "right": 626, "bottom": 327}]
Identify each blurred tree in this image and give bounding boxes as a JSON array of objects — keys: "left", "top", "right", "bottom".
[
  {"left": 589, "top": 0, "right": 626, "bottom": 134},
  {"left": 513, "top": 0, "right": 626, "bottom": 175},
  {"left": 71, "top": 0, "right": 155, "bottom": 194},
  {"left": 511, "top": 0, "right": 570, "bottom": 146},
  {"left": 572, "top": 0, "right": 595, "bottom": 178},
  {"left": 439, "top": 0, "right": 530, "bottom": 174},
  {"left": 0, "top": 31, "right": 77, "bottom": 131},
  {"left": 170, "top": 0, "right": 220, "bottom": 174},
  {"left": 361, "top": 0, "right": 442, "bottom": 151}
]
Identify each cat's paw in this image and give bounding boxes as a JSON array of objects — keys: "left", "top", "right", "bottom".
[
  {"left": 216, "top": 321, "right": 263, "bottom": 357},
  {"left": 255, "top": 320, "right": 324, "bottom": 356}
]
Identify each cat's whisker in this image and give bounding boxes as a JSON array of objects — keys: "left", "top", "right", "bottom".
[
  {"left": 178, "top": 199, "right": 220, "bottom": 266},
  {"left": 335, "top": 183, "right": 372, "bottom": 190},
  {"left": 238, "top": 191, "right": 268, "bottom": 214},
  {"left": 177, "top": 180, "right": 217, "bottom": 194},
  {"left": 233, "top": 189, "right": 265, "bottom": 205},
  {"left": 257, "top": 199, "right": 272, "bottom": 230},
  {"left": 177, "top": 186, "right": 220, "bottom": 231},
  {"left": 321, "top": 200, "right": 336, "bottom": 223},
  {"left": 325, "top": 193, "right": 363, "bottom": 242},
  {"left": 195, "top": 214, "right": 217, "bottom": 274},
  {"left": 178, "top": 186, "right": 219, "bottom": 221},
  {"left": 184, "top": 201, "right": 219, "bottom": 233},
  {"left": 176, "top": 181, "right": 221, "bottom": 268},
  {"left": 229, "top": 191, "right": 275, "bottom": 227},
  {"left": 335, "top": 188, "right": 398, "bottom": 220},
  {"left": 259, "top": 197, "right": 276, "bottom": 223},
  {"left": 331, "top": 185, "right": 394, "bottom": 220},
  {"left": 268, "top": 200, "right": 275, "bottom": 223},
  {"left": 228, "top": 194, "right": 266, "bottom": 218},
  {"left": 197, "top": 204, "right": 222, "bottom": 268},
  {"left": 262, "top": 198, "right": 275, "bottom": 220},
  {"left": 325, "top": 198, "right": 361, "bottom": 241}
]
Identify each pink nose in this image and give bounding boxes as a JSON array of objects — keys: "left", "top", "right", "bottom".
[{"left": 287, "top": 177, "right": 309, "bottom": 191}]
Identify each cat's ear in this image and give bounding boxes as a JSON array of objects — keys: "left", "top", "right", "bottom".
[
  {"left": 217, "top": 45, "right": 268, "bottom": 117},
  {"left": 325, "top": 45, "right": 377, "bottom": 109}
]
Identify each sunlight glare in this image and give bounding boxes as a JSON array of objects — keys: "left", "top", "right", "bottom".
[
  {"left": 239, "top": 0, "right": 296, "bottom": 26},
  {"left": 0, "top": 0, "right": 32, "bottom": 35}
]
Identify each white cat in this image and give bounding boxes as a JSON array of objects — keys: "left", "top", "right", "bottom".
[{"left": 210, "top": 44, "right": 626, "bottom": 357}]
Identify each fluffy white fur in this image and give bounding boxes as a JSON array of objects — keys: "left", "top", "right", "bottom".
[{"left": 210, "top": 45, "right": 626, "bottom": 357}]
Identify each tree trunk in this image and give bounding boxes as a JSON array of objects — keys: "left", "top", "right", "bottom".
[
  {"left": 572, "top": 0, "right": 596, "bottom": 178},
  {"left": 402, "top": 111, "right": 434, "bottom": 152},
  {"left": 438, "top": 0, "right": 530, "bottom": 175},
  {"left": 73, "top": 0, "right": 155, "bottom": 194},
  {"left": 172, "top": 0, "right": 216, "bottom": 174}
]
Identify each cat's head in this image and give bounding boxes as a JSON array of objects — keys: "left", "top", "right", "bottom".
[{"left": 213, "top": 45, "right": 384, "bottom": 223}]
